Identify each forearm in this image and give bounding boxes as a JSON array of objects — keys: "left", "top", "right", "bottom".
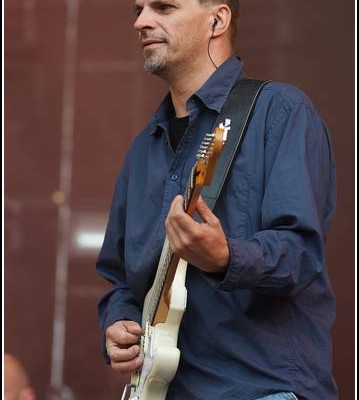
[{"left": 219, "top": 227, "right": 325, "bottom": 296}]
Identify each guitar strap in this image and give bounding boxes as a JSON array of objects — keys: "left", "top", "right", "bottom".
[{"left": 198, "top": 78, "right": 270, "bottom": 214}]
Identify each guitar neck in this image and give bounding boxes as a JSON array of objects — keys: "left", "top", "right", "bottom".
[
  {"left": 142, "top": 128, "right": 227, "bottom": 327},
  {"left": 143, "top": 166, "right": 202, "bottom": 326}
]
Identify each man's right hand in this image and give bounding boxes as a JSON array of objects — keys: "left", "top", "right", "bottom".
[{"left": 105, "top": 320, "right": 143, "bottom": 372}]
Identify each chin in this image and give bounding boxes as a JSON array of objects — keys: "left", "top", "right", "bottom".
[{"left": 144, "top": 55, "right": 168, "bottom": 75}]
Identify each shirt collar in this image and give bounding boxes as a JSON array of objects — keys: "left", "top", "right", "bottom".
[
  {"left": 149, "top": 55, "right": 244, "bottom": 136},
  {"left": 194, "top": 55, "right": 244, "bottom": 113}
]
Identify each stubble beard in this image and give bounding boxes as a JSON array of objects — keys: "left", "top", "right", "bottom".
[{"left": 143, "top": 51, "right": 168, "bottom": 75}]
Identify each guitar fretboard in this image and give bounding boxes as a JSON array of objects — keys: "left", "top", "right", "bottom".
[
  {"left": 143, "top": 165, "right": 197, "bottom": 326},
  {"left": 142, "top": 131, "right": 219, "bottom": 326}
]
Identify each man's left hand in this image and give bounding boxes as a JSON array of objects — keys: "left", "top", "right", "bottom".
[{"left": 165, "top": 195, "right": 229, "bottom": 273}]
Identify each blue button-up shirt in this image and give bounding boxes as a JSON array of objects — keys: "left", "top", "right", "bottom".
[{"left": 97, "top": 56, "right": 338, "bottom": 400}]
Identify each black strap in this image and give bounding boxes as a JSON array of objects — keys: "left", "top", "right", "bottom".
[{"left": 200, "top": 78, "right": 270, "bottom": 212}]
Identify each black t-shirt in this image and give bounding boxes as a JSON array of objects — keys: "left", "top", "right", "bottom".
[{"left": 169, "top": 115, "right": 189, "bottom": 151}]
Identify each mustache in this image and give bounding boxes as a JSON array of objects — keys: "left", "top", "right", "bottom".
[{"left": 138, "top": 30, "right": 168, "bottom": 43}]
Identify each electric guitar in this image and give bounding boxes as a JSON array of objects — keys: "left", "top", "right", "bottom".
[{"left": 121, "top": 120, "right": 231, "bottom": 400}]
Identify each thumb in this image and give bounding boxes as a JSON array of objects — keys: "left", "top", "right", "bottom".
[
  {"left": 196, "top": 196, "right": 217, "bottom": 225},
  {"left": 122, "top": 320, "right": 143, "bottom": 335}
]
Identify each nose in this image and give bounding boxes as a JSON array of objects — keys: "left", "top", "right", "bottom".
[{"left": 133, "top": 7, "right": 154, "bottom": 32}]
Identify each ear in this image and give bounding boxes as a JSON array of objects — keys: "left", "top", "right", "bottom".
[{"left": 210, "top": 4, "right": 232, "bottom": 38}]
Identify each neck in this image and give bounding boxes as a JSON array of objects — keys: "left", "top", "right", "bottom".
[
  {"left": 169, "top": 63, "right": 214, "bottom": 117},
  {"left": 165, "top": 52, "right": 232, "bottom": 117}
]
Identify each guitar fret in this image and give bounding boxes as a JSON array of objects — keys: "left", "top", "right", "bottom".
[
  {"left": 144, "top": 167, "right": 197, "bottom": 325},
  {"left": 184, "top": 167, "right": 195, "bottom": 211},
  {"left": 145, "top": 241, "right": 173, "bottom": 325}
]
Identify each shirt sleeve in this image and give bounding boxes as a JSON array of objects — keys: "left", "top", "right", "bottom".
[
  {"left": 219, "top": 94, "right": 336, "bottom": 296},
  {"left": 96, "top": 161, "right": 142, "bottom": 363}
]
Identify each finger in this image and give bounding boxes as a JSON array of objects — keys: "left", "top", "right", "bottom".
[
  {"left": 169, "top": 195, "right": 185, "bottom": 216},
  {"left": 168, "top": 196, "right": 200, "bottom": 230},
  {"left": 166, "top": 196, "right": 188, "bottom": 242},
  {"left": 110, "top": 354, "right": 143, "bottom": 373},
  {"left": 166, "top": 205, "right": 195, "bottom": 248},
  {"left": 166, "top": 219, "right": 186, "bottom": 252},
  {"left": 107, "top": 332, "right": 140, "bottom": 348},
  {"left": 121, "top": 320, "right": 143, "bottom": 335},
  {"left": 196, "top": 196, "right": 218, "bottom": 225},
  {"left": 106, "top": 322, "right": 142, "bottom": 347},
  {"left": 107, "top": 344, "right": 141, "bottom": 363}
]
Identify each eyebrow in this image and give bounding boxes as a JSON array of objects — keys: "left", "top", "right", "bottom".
[
  {"left": 133, "top": 3, "right": 142, "bottom": 14},
  {"left": 134, "top": 0, "right": 179, "bottom": 13}
]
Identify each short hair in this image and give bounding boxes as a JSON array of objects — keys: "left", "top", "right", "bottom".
[{"left": 198, "top": 0, "right": 240, "bottom": 43}]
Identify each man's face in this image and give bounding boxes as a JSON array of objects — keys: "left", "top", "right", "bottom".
[{"left": 134, "top": 0, "right": 213, "bottom": 75}]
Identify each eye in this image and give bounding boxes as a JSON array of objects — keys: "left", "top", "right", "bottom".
[
  {"left": 157, "top": 3, "right": 176, "bottom": 13},
  {"left": 134, "top": 5, "right": 143, "bottom": 17}
]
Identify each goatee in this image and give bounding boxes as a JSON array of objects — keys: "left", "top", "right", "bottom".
[{"left": 144, "top": 54, "right": 167, "bottom": 75}]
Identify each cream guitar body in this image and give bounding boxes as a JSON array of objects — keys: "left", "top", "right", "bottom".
[{"left": 127, "top": 251, "right": 188, "bottom": 400}]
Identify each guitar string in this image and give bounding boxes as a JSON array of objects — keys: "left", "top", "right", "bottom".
[
  {"left": 145, "top": 166, "right": 195, "bottom": 326},
  {"left": 144, "top": 132, "right": 215, "bottom": 325}
]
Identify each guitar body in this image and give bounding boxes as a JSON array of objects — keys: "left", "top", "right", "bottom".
[{"left": 129, "top": 259, "right": 188, "bottom": 400}]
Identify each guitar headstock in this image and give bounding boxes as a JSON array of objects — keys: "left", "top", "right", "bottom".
[{"left": 194, "top": 119, "right": 231, "bottom": 186}]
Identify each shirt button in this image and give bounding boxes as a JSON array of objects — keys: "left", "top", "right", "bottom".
[{"left": 171, "top": 173, "right": 179, "bottom": 181}]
